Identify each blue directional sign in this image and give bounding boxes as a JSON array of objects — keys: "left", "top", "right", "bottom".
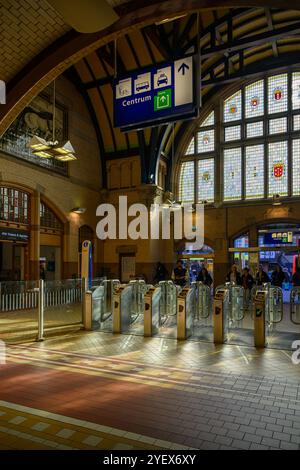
[{"left": 114, "top": 55, "right": 199, "bottom": 131}]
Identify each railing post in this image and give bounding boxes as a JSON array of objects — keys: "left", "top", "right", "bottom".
[
  {"left": 83, "top": 291, "right": 92, "bottom": 330},
  {"left": 37, "top": 279, "right": 45, "bottom": 342}
]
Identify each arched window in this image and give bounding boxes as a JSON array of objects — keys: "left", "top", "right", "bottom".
[
  {"left": 179, "top": 111, "right": 215, "bottom": 203},
  {"left": 178, "top": 70, "right": 300, "bottom": 203},
  {"left": 40, "top": 202, "right": 63, "bottom": 230},
  {"left": 0, "top": 187, "right": 29, "bottom": 224}
]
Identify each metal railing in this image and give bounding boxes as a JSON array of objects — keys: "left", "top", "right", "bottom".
[{"left": 0, "top": 279, "right": 84, "bottom": 312}]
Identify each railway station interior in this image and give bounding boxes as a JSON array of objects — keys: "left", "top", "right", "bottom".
[{"left": 1, "top": 0, "right": 300, "bottom": 454}]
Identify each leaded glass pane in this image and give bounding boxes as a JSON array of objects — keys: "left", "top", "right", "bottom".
[
  {"left": 292, "top": 139, "right": 300, "bottom": 195},
  {"left": 245, "top": 80, "right": 264, "bottom": 118},
  {"left": 269, "top": 117, "right": 287, "bottom": 135},
  {"left": 268, "top": 141, "right": 288, "bottom": 196},
  {"left": 179, "top": 161, "right": 195, "bottom": 203},
  {"left": 224, "top": 91, "right": 242, "bottom": 123},
  {"left": 197, "top": 129, "right": 214, "bottom": 153},
  {"left": 200, "top": 111, "right": 215, "bottom": 128},
  {"left": 224, "top": 125, "right": 241, "bottom": 142},
  {"left": 245, "top": 145, "right": 264, "bottom": 199},
  {"left": 292, "top": 72, "right": 300, "bottom": 110},
  {"left": 223, "top": 148, "right": 242, "bottom": 200},
  {"left": 294, "top": 114, "right": 300, "bottom": 131},
  {"left": 185, "top": 137, "right": 195, "bottom": 155},
  {"left": 246, "top": 121, "right": 264, "bottom": 138},
  {"left": 198, "top": 159, "right": 214, "bottom": 202},
  {"left": 268, "top": 74, "right": 288, "bottom": 114}
]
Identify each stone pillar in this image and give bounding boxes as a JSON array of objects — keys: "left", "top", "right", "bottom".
[
  {"left": 213, "top": 238, "right": 229, "bottom": 289},
  {"left": 29, "top": 190, "right": 40, "bottom": 280}
]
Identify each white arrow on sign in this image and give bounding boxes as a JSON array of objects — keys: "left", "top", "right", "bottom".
[{"left": 174, "top": 56, "right": 193, "bottom": 107}]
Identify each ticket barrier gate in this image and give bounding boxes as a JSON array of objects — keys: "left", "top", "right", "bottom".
[
  {"left": 91, "top": 279, "right": 120, "bottom": 331},
  {"left": 290, "top": 287, "right": 300, "bottom": 326},
  {"left": 252, "top": 284, "right": 283, "bottom": 347},
  {"left": 156, "top": 281, "right": 180, "bottom": 338},
  {"left": 192, "top": 282, "right": 213, "bottom": 341},
  {"left": 177, "top": 287, "right": 194, "bottom": 340},
  {"left": 265, "top": 285, "right": 300, "bottom": 350},
  {"left": 113, "top": 280, "right": 150, "bottom": 335},
  {"left": 213, "top": 286, "right": 230, "bottom": 343}
]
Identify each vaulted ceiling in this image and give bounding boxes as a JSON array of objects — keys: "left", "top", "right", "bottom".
[{"left": 2, "top": 1, "right": 300, "bottom": 188}]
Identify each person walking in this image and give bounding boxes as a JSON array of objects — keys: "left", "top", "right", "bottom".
[{"left": 226, "top": 265, "right": 242, "bottom": 285}]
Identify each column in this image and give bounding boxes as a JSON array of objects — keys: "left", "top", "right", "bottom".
[{"left": 29, "top": 190, "right": 40, "bottom": 280}]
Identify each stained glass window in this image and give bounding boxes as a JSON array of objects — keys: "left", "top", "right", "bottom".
[
  {"left": 185, "top": 137, "right": 195, "bottom": 155},
  {"left": 245, "top": 145, "right": 264, "bottom": 199},
  {"left": 269, "top": 117, "right": 287, "bottom": 135},
  {"left": 223, "top": 148, "right": 242, "bottom": 200},
  {"left": 245, "top": 80, "right": 264, "bottom": 118},
  {"left": 179, "top": 161, "right": 195, "bottom": 203},
  {"left": 197, "top": 129, "right": 214, "bottom": 153},
  {"left": 180, "top": 70, "right": 300, "bottom": 206},
  {"left": 224, "top": 91, "right": 242, "bottom": 123},
  {"left": 292, "top": 72, "right": 300, "bottom": 110},
  {"left": 198, "top": 159, "right": 214, "bottom": 202},
  {"left": 294, "top": 115, "right": 300, "bottom": 131},
  {"left": 292, "top": 139, "right": 300, "bottom": 196},
  {"left": 246, "top": 121, "right": 264, "bottom": 138},
  {"left": 268, "top": 141, "right": 288, "bottom": 196},
  {"left": 268, "top": 74, "right": 288, "bottom": 114},
  {"left": 0, "top": 187, "right": 29, "bottom": 224},
  {"left": 200, "top": 111, "right": 215, "bottom": 128},
  {"left": 224, "top": 125, "right": 241, "bottom": 142}
]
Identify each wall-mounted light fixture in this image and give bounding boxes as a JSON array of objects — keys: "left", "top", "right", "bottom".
[
  {"left": 71, "top": 207, "right": 86, "bottom": 214},
  {"left": 272, "top": 194, "right": 282, "bottom": 206}
]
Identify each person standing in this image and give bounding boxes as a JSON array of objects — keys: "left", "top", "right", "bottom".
[
  {"left": 226, "top": 265, "right": 242, "bottom": 285},
  {"left": 196, "top": 267, "right": 213, "bottom": 287},
  {"left": 255, "top": 265, "right": 270, "bottom": 285},
  {"left": 153, "top": 262, "right": 168, "bottom": 284},
  {"left": 271, "top": 264, "right": 285, "bottom": 288},
  {"left": 292, "top": 267, "right": 300, "bottom": 287},
  {"left": 241, "top": 267, "right": 254, "bottom": 307},
  {"left": 172, "top": 260, "right": 188, "bottom": 287}
]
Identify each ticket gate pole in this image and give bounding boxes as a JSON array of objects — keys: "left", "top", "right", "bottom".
[
  {"left": 177, "top": 287, "right": 194, "bottom": 340},
  {"left": 213, "top": 288, "right": 229, "bottom": 344},
  {"left": 253, "top": 290, "right": 267, "bottom": 348},
  {"left": 113, "top": 286, "right": 124, "bottom": 334}
]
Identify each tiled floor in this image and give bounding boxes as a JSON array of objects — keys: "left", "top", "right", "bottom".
[{"left": 0, "top": 331, "right": 300, "bottom": 450}]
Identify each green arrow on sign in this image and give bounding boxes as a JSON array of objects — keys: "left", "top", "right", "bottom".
[{"left": 154, "top": 89, "right": 172, "bottom": 111}]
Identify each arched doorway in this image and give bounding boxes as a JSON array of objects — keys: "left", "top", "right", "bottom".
[{"left": 176, "top": 241, "right": 214, "bottom": 285}]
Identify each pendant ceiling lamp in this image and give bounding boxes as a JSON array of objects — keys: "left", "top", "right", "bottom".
[
  {"left": 28, "top": 81, "right": 77, "bottom": 162},
  {"left": 46, "top": 0, "right": 119, "bottom": 33}
]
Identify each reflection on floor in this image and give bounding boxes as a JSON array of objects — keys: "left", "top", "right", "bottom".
[{"left": 1, "top": 330, "right": 300, "bottom": 450}]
